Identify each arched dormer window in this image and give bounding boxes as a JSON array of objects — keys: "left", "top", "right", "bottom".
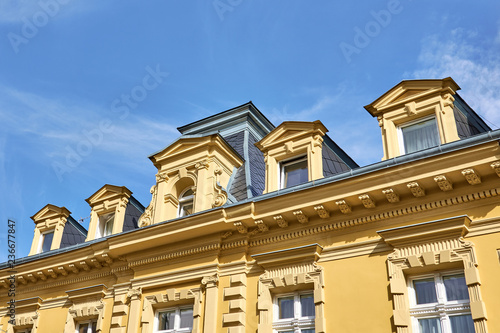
[{"left": 178, "top": 188, "right": 194, "bottom": 217}]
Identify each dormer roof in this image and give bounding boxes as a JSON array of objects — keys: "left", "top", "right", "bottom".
[
  {"left": 255, "top": 120, "right": 328, "bottom": 152},
  {"left": 149, "top": 133, "right": 244, "bottom": 170},
  {"left": 85, "top": 184, "right": 132, "bottom": 207},
  {"left": 364, "top": 77, "right": 460, "bottom": 117},
  {"left": 31, "top": 204, "right": 71, "bottom": 224}
]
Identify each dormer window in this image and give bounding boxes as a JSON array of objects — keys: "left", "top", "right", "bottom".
[
  {"left": 280, "top": 156, "right": 308, "bottom": 188},
  {"left": 398, "top": 116, "right": 440, "bottom": 154},
  {"left": 97, "top": 213, "right": 115, "bottom": 238},
  {"left": 38, "top": 230, "right": 54, "bottom": 253},
  {"left": 178, "top": 188, "right": 194, "bottom": 217}
]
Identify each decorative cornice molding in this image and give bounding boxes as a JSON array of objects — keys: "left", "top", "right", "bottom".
[
  {"left": 129, "top": 242, "right": 221, "bottom": 267},
  {"left": 314, "top": 205, "right": 330, "bottom": 218},
  {"left": 434, "top": 175, "right": 453, "bottom": 191},
  {"left": 359, "top": 194, "right": 376, "bottom": 208},
  {"left": 382, "top": 188, "right": 400, "bottom": 203},
  {"left": 407, "top": 182, "right": 425, "bottom": 197},
  {"left": 335, "top": 200, "right": 351, "bottom": 214},
  {"left": 293, "top": 210, "right": 309, "bottom": 223},
  {"left": 274, "top": 215, "right": 288, "bottom": 228},
  {"left": 462, "top": 168, "right": 481, "bottom": 185}
]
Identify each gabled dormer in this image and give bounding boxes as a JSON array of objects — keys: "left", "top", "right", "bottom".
[
  {"left": 364, "top": 77, "right": 490, "bottom": 160},
  {"left": 29, "top": 204, "right": 86, "bottom": 255},
  {"left": 255, "top": 121, "right": 328, "bottom": 193},
  {"left": 85, "top": 185, "right": 143, "bottom": 241},
  {"left": 142, "top": 134, "right": 244, "bottom": 225}
]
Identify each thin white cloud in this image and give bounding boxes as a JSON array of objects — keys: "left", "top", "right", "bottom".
[
  {"left": 408, "top": 28, "right": 500, "bottom": 128},
  {"left": 0, "top": 86, "right": 180, "bottom": 177},
  {"left": 0, "top": 0, "right": 100, "bottom": 24}
]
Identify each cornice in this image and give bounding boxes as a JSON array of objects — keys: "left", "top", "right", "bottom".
[
  {"left": 377, "top": 215, "right": 471, "bottom": 248},
  {"left": 252, "top": 244, "right": 322, "bottom": 268}
]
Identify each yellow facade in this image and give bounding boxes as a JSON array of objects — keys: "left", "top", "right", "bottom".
[{"left": 1, "top": 78, "right": 499, "bottom": 333}]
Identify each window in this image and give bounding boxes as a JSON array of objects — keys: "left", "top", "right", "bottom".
[
  {"left": 178, "top": 188, "right": 194, "bottom": 217},
  {"left": 37, "top": 230, "right": 54, "bottom": 253},
  {"left": 273, "top": 292, "right": 315, "bottom": 333},
  {"left": 399, "top": 117, "right": 440, "bottom": 154},
  {"left": 76, "top": 320, "right": 97, "bottom": 333},
  {"left": 97, "top": 212, "right": 115, "bottom": 237},
  {"left": 154, "top": 306, "right": 193, "bottom": 333},
  {"left": 409, "top": 272, "right": 474, "bottom": 333},
  {"left": 280, "top": 156, "right": 308, "bottom": 189},
  {"left": 15, "top": 329, "right": 32, "bottom": 333}
]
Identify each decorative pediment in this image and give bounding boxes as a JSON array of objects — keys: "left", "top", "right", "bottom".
[
  {"left": 85, "top": 184, "right": 132, "bottom": 208},
  {"left": 30, "top": 204, "right": 71, "bottom": 225},
  {"left": 149, "top": 134, "right": 244, "bottom": 170},
  {"left": 255, "top": 120, "right": 327, "bottom": 152},
  {"left": 364, "top": 77, "right": 460, "bottom": 116}
]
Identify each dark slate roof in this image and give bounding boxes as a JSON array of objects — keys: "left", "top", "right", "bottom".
[
  {"left": 60, "top": 216, "right": 87, "bottom": 249},
  {"left": 122, "top": 196, "right": 145, "bottom": 232},
  {"left": 453, "top": 94, "right": 491, "bottom": 139},
  {"left": 247, "top": 132, "right": 266, "bottom": 197}
]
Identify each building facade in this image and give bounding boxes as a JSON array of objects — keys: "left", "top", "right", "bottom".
[{"left": 1, "top": 78, "right": 499, "bottom": 333}]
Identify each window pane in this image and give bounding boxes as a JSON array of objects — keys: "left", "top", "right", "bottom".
[
  {"left": 158, "top": 310, "right": 175, "bottom": 330},
  {"left": 449, "top": 315, "right": 474, "bottom": 333},
  {"left": 443, "top": 274, "right": 469, "bottom": 301},
  {"left": 42, "top": 232, "right": 54, "bottom": 252},
  {"left": 302, "top": 330, "right": 315, "bottom": 333},
  {"left": 414, "top": 278, "right": 437, "bottom": 304},
  {"left": 104, "top": 218, "right": 114, "bottom": 236},
  {"left": 418, "top": 318, "right": 442, "bottom": 333},
  {"left": 402, "top": 118, "right": 440, "bottom": 154},
  {"left": 91, "top": 321, "right": 97, "bottom": 333},
  {"left": 300, "top": 294, "right": 315, "bottom": 317},
  {"left": 180, "top": 308, "right": 193, "bottom": 329},
  {"left": 284, "top": 159, "right": 308, "bottom": 187},
  {"left": 180, "top": 202, "right": 193, "bottom": 216},
  {"left": 78, "top": 323, "right": 89, "bottom": 333},
  {"left": 278, "top": 296, "right": 295, "bottom": 319}
]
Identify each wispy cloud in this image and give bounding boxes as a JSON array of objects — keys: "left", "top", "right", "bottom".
[
  {"left": 0, "top": 0, "right": 96, "bottom": 24},
  {"left": 0, "top": 86, "right": 179, "bottom": 178},
  {"left": 408, "top": 27, "right": 500, "bottom": 128}
]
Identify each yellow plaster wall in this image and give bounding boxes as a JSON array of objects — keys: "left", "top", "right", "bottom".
[
  {"left": 37, "top": 307, "right": 68, "bottom": 332},
  {"left": 322, "top": 253, "right": 395, "bottom": 332},
  {"left": 467, "top": 232, "right": 500, "bottom": 332}
]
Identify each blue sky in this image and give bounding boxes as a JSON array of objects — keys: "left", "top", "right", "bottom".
[{"left": 1, "top": 0, "right": 499, "bottom": 262}]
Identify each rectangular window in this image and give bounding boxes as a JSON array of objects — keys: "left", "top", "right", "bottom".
[
  {"left": 154, "top": 306, "right": 193, "bottom": 333},
  {"left": 273, "top": 291, "right": 315, "bottom": 332},
  {"left": 98, "top": 213, "right": 115, "bottom": 237},
  {"left": 38, "top": 230, "right": 54, "bottom": 253},
  {"left": 76, "top": 320, "right": 97, "bottom": 333},
  {"left": 399, "top": 117, "right": 440, "bottom": 154},
  {"left": 409, "top": 272, "right": 474, "bottom": 333},
  {"left": 280, "top": 156, "right": 308, "bottom": 189}
]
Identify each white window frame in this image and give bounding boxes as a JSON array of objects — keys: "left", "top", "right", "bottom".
[
  {"left": 97, "top": 212, "right": 115, "bottom": 238},
  {"left": 408, "top": 270, "right": 473, "bottom": 333},
  {"left": 279, "top": 155, "right": 308, "bottom": 189},
  {"left": 75, "top": 319, "right": 97, "bottom": 333},
  {"left": 153, "top": 305, "right": 194, "bottom": 333},
  {"left": 397, "top": 115, "right": 440, "bottom": 155},
  {"left": 177, "top": 188, "right": 194, "bottom": 217},
  {"left": 272, "top": 291, "right": 315, "bottom": 333},
  {"left": 37, "top": 230, "right": 55, "bottom": 253}
]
